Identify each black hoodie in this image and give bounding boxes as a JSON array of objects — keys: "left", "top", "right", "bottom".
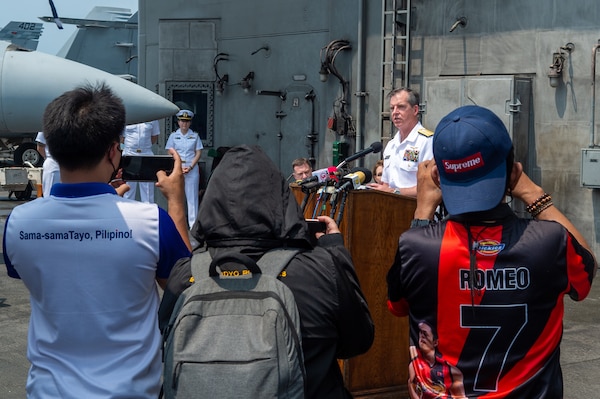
[{"left": 159, "top": 145, "right": 374, "bottom": 398}]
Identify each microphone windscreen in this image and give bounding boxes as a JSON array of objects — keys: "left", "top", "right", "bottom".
[
  {"left": 354, "top": 171, "right": 366, "bottom": 184},
  {"left": 349, "top": 166, "right": 372, "bottom": 184},
  {"left": 370, "top": 141, "right": 383, "bottom": 154}
]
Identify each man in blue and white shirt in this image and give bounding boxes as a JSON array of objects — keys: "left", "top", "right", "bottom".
[{"left": 4, "top": 83, "right": 191, "bottom": 399}]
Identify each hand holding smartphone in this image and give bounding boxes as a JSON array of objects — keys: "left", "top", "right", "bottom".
[
  {"left": 306, "top": 218, "right": 326, "bottom": 246},
  {"left": 120, "top": 155, "right": 175, "bottom": 181}
]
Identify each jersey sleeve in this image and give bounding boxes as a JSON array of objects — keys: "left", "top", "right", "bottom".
[
  {"left": 386, "top": 243, "right": 409, "bottom": 317},
  {"left": 565, "top": 231, "right": 596, "bottom": 301}
]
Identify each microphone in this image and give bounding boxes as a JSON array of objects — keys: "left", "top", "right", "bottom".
[
  {"left": 336, "top": 142, "right": 383, "bottom": 168},
  {"left": 300, "top": 180, "right": 322, "bottom": 193},
  {"left": 299, "top": 166, "right": 340, "bottom": 185},
  {"left": 336, "top": 167, "right": 372, "bottom": 192}
]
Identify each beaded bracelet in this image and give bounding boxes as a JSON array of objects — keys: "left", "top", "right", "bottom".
[{"left": 526, "top": 193, "right": 553, "bottom": 217}]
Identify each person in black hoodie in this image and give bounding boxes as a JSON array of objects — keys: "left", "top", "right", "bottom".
[{"left": 159, "top": 144, "right": 374, "bottom": 398}]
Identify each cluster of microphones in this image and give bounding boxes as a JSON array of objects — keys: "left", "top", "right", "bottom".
[
  {"left": 297, "top": 142, "right": 383, "bottom": 223},
  {"left": 298, "top": 166, "right": 372, "bottom": 192},
  {"left": 297, "top": 141, "right": 383, "bottom": 190}
]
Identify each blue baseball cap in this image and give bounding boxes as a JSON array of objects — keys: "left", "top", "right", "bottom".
[{"left": 433, "top": 105, "right": 512, "bottom": 215}]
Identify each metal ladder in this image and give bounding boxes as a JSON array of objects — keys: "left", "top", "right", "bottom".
[{"left": 379, "top": 0, "right": 411, "bottom": 142}]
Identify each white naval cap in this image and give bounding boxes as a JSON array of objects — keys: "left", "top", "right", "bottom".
[{"left": 176, "top": 110, "right": 194, "bottom": 120}]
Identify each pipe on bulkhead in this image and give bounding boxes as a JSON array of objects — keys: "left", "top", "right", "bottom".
[
  {"left": 591, "top": 41, "right": 600, "bottom": 147},
  {"left": 355, "top": 0, "right": 366, "bottom": 156},
  {"left": 449, "top": 17, "right": 467, "bottom": 33}
]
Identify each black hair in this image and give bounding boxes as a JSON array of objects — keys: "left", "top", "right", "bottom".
[{"left": 43, "top": 82, "right": 125, "bottom": 171}]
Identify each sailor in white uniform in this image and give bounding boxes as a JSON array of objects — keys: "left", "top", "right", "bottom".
[
  {"left": 35, "top": 131, "right": 60, "bottom": 197},
  {"left": 165, "top": 110, "right": 203, "bottom": 229}
]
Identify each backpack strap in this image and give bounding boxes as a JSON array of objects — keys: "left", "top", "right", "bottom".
[
  {"left": 257, "top": 248, "right": 302, "bottom": 278},
  {"left": 191, "top": 250, "right": 212, "bottom": 281}
]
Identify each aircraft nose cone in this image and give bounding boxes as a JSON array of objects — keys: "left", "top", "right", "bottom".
[{"left": 0, "top": 41, "right": 179, "bottom": 134}]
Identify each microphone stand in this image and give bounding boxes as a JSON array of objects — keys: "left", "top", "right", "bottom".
[
  {"left": 329, "top": 191, "right": 339, "bottom": 219},
  {"left": 319, "top": 185, "right": 335, "bottom": 216},
  {"left": 300, "top": 181, "right": 320, "bottom": 213},
  {"left": 312, "top": 186, "right": 326, "bottom": 219},
  {"left": 300, "top": 190, "right": 312, "bottom": 213},
  {"left": 335, "top": 189, "right": 350, "bottom": 226}
]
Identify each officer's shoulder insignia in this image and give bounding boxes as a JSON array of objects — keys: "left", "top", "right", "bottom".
[{"left": 418, "top": 127, "right": 434, "bottom": 137}]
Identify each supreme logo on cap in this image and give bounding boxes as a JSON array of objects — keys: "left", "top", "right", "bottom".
[{"left": 443, "top": 152, "right": 484, "bottom": 174}]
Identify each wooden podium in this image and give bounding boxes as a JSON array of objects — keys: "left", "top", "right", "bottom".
[{"left": 291, "top": 185, "right": 416, "bottom": 398}]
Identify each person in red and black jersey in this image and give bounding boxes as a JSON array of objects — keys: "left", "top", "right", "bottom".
[{"left": 387, "top": 105, "right": 597, "bottom": 399}]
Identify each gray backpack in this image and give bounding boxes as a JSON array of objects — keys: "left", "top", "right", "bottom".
[{"left": 162, "top": 248, "right": 306, "bottom": 399}]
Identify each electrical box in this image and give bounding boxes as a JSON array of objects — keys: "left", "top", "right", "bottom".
[
  {"left": 0, "top": 167, "right": 29, "bottom": 191},
  {"left": 332, "top": 141, "right": 349, "bottom": 166},
  {"left": 580, "top": 148, "right": 600, "bottom": 188}
]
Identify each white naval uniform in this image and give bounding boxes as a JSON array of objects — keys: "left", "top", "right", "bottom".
[
  {"left": 165, "top": 128, "right": 204, "bottom": 228},
  {"left": 122, "top": 121, "right": 160, "bottom": 203},
  {"left": 35, "top": 132, "right": 60, "bottom": 197},
  {"left": 381, "top": 122, "right": 434, "bottom": 189}
]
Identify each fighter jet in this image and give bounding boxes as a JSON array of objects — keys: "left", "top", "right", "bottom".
[
  {"left": 0, "top": 21, "right": 44, "bottom": 51},
  {"left": 0, "top": 7, "right": 176, "bottom": 166},
  {"left": 0, "top": 40, "right": 178, "bottom": 135},
  {"left": 39, "top": 7, "right": 138, "bottom": 81},
  {"left": 38, "top": 12, "right": 136, "bottom": 29}
]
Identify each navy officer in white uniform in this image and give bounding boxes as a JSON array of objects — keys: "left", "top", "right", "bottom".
[
  {"left": 368, "top": 88, "right": 433, "bottom": 197},
  {"left": 165, "top": 110, "right": 203, "bottom": 229}
]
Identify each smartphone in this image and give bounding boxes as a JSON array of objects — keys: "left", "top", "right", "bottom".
[
  {"left": 306, "top": 219, "right": 326, "bottom": 246},
  {"left": 120, "top": 155, "right": 175, "bottom": 181}
]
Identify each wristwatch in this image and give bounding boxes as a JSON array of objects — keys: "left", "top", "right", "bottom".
[{"left": 393, "top": 188, "right": 401, "bottom": 195}]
